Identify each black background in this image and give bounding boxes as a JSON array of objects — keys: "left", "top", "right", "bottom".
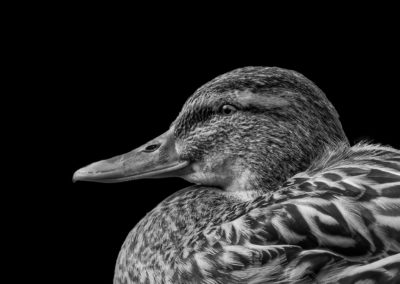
[{"left": 43, "top": 6, "right": 400, "bottom": 284}]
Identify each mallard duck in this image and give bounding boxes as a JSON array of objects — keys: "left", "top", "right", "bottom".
[{"left": 73, "top": 67, "right": 400, "bottom": 283}]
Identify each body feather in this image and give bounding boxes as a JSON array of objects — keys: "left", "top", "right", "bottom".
[{"left": 114, "top": 143, "right": 400, "bottom": 283}]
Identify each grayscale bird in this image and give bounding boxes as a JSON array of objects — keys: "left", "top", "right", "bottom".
[{"left": 73, "top": 67, "right": 400, "bottom": 283}]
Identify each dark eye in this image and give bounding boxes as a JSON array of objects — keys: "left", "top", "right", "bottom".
[{"left": 220, "top": 104, "right": 237, "bottom": 115}]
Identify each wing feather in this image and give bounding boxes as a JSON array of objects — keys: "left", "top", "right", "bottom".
[{"left": 189, "top": 144, "right": 400, "bottom": 283}]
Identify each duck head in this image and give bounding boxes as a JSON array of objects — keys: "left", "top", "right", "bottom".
[{"left": 73, "top": 67, "right": 348, "bottom": 192}]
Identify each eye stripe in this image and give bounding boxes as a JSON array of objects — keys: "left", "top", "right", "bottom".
[
  {"left": 174, "top": 99, "right": 287, "bottom": 137},
  {"left": 174, "top": 102, "right": 281, "bottom": 137},
  {"left": 235, "top": 89, "right": 289, "bottom": 109}
]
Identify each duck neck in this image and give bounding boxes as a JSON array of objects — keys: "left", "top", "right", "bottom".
[{"left": 238, "top": 137, "right": 349, "bottom": 193}]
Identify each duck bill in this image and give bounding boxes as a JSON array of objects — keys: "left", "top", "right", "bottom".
[{"left": 73, "top": 129, "right": 189, "bottom": 183}]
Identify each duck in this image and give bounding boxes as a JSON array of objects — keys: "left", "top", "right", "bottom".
[{"left": 73, "top": 67, "right": 400, "bottom": 284}]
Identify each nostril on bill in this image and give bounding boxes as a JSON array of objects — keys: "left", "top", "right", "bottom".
[{"left": 143, "top": 143, "right": 161, "bottom": 152}]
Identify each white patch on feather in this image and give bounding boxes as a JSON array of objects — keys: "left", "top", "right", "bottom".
[
  {"left": 371, "top": 182, "right": 400, "bottom": 191},
  {"left": 193, "top": 253, "right": 212, "bottom": 276},
  {"left": 333, "top": 197, "right": 375, "bottom": 248},
  {"left": 271, "top": 219, "right": 307, "bottom": 243},
  {"left": 368, "top": 197, "right": 400, "bottom": 211},
  {"left": 374, "top": 215, "right": 400, "bottom": 230},
  {"left": 336, "top": 253, "right": 400, "bottom": 280},
  {"left": 231, "top": 256, "right": 287, "bottom": 284},
  {"left": 296, "top": 204, "right": 357, "bottom": 247},
  {"left": 296, "top": 204, "right": 339, "bottom": 226}
]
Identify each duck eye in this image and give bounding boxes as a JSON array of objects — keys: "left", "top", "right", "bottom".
[{"left": 220, "top": 104, "right": 237, "bottom": 115}]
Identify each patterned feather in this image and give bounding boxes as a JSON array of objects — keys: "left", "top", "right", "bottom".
[{"left": 114, "top": 144, "right": 400, "bottom": 283}]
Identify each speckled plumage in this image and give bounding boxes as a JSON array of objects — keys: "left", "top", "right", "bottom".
[{"left": 102, "top": 67, "right": 400, "bottom": 283}]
